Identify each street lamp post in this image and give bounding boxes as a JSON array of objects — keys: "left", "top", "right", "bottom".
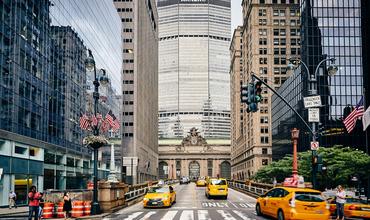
[
  {"left": 287, "top": 56, "right": 338, "bottom": 189},
  {"left": 85, "top": 49, "right": 109, "bottom": 215},
  {"left": 291, "top": 128, "right": 300, "bottom": 181}
]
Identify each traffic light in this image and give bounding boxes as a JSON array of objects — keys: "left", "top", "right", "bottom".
[
  {"left": 254, "top": 81, "right": 262, "bottom": 103},
  {"left": 312, "top": 154, "right": 323, "bottom": 171},
  {"left": 240, "top": 84, "right": 249, "bottom": 104},
  {"left": 247, "top": 83, "right": 258, "bottom": 113}
]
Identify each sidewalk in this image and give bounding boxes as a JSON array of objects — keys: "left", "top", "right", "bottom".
[{"left": 0, "top": 206, "right": 110, "bottom": 220}]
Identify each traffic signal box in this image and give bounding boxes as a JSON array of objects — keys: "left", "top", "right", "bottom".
[
  {"left": 312, "top": 154, "right": 324, "bottom": 172},
  {"left": 240, "top": 81, "right": 263, "bottom": 113}
]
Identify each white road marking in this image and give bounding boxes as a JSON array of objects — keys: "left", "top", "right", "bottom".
[
  {"left": 160, "top": 210, "right": 178, "bottom": 220},
  {"left": 179, "top": 210, "right": 194, "bottom": 220},
  {"left": 233, "top": 210, "right": 252, "bottom": 220},
  {"left": 217, "top": 210, "right": 237, "bottom": 220},
  {"left": 198, "top": 210, "right": 211, "bottom": 220},
  {"left": 122, "top": 211, "right": 143, "bottom": 220},
  {"left": 142, "top": 211, "right": 156, "bottom": 220},
  {"left": 229, "top": 201, "right": 238, "bottom": 208}
]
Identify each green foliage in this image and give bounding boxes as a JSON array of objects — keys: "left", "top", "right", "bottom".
[{"left": 253, "top": 146, "right": 370, "bottom": 190}]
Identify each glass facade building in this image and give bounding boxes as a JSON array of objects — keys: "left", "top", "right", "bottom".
[
  {"left": 272, "top": 0, "right": 366, "bottom": 160},
  {"left": 157, "top": 0, "right": 231, "bottom": 139},
  {"left": 0, "top": 0, "right": 95, "bottom": 206}
]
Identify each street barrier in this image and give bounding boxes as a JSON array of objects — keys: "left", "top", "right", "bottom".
[
  {"left": 42, "top": 202, "right": 54, "bottom": 219},
  {"left": 71, "top": 201, "right": 84, "bottom": 217},
  {"left": 56, "top": 202, "right": 64, "bottom": 218},
  {"left": 83, "top": 201, "right": 91, "bottom": 216},
  {"left": 227, "top": 180, "right": 272, "bottom": 197}
]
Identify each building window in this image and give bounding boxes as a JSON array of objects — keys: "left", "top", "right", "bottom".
[
  {"left": 259, "top": 67, "right": 268, "bottom": 75},
  {"left": 262, "top": 148, "right": 268, "bottom": 155},
  {"left": 261, "top": 136, "right": 269, "bottom": 144},
  {"left": 262, "top": 159, "right": 269, "bottom": 165},
  {"left": 260, "top": 116, "right": 268, "bottom": 124},
  {"left": 259, "top": 29, "right": 267, "bottom": 36},
  {"left": 259, "top": 48, "right": 267, "bottom": 55},
  {"left": 259, "top": 58, "right": 268, "bottom": 64},
  {"left": 15, "top": 146, "right": 27, "bottom": 155},
  {"left": 258, "top": 9, "right": 266, "bottom": 16},
  {"left": 259, "top": 38, "right": 267, "bottom": 45},
  {"left": 259, "top": 19, "right": 267, "bottom": 26}
]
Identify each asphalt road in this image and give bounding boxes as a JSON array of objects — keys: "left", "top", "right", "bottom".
[{"left": 104, "top": 182, "right": 270, "bottom": 220}]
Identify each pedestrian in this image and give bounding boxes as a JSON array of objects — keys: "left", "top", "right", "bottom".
[
  {"left": 8, "top": 191, "right": 16, "bottom": 209},
  {"left": 335, "top": 185, "right": 346, "bottom": 220},
  {"left": 38, "top": 192, "right": 44, "bottom": 220},
  {"left": 28, "top": 186, "right": 40, "bottom": 220},
  {"left": 63, "top": 192, "right": 72, "bottom": 220}
]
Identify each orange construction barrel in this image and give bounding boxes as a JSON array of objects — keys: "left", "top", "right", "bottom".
[
  {"left": 83, "top": 201, "right": 91, "bottom": 216},
  {"left": 42, "top": 202, "right": 54, "bottom": 219},
  {"left": 71, "top": 201, "right": 84, "bottom": 217},
  {"left": 56, "top": 202, "right": 65, "bottom": 218}
]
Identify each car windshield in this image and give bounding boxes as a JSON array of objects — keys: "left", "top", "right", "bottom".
[
  {"left": 211, "top": 179, "right": 226, "bottom": 185},
  {"left": 295, "top": 192, "right": 325, "bottom": 202},
  {"left": 147, "top": 187, "right": 169, "bottom": 193}
]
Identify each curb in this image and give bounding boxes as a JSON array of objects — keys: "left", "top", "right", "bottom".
[{"left": 229, "top": 186, "right": 259, "bottom": 199}]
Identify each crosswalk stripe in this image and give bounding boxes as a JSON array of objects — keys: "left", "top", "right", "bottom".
[
  {"left": 179, "top": 210, "right": 194, "bottom": 220},
  {"left": 233, "top": 210, "right": 252, "bottom": 220},
  {"left": 123, "top": 211, "right": 143, "bottom": 220},
  {"left": 217, "top": 210, "right": 237, "bottom": 220},
  {"left": 160, "top": 210, "right": 178, "bottom": 220},
  {"left": 142, "top": 211, "right": 156, "bottom": 220},
  {"left": 198, "top": 210, "right": 211, "bottom": 220}
]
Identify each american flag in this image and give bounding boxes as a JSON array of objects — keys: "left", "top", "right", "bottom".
[
  {"left": 100, "top": 119, "right": 110, "bottom": 133},
  {"left": 79, "top": 113, "right": 90, "bottom": 130},
  {"left": 343, "top": 97, "right": 364, "bottom": 133},
  {"left": 105, "top": 110, "right": 115, "bottom": 126},
  {"left": 111, "top": 117, "right": 120, "bottom": 132},
  {"left": 91, "top": 113, "right": 103, "bottom": 127}
]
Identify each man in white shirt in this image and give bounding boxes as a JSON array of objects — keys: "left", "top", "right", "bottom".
[{"left": 335, "top": 185, "right": 346, "bottom": 220}]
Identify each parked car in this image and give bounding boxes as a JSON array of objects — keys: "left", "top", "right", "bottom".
[
  {"left": 328, "top": 197, "right": 370, "bottom": 219},
  {"left": 256, "top": 187, "right": 330, "bottom": 220}
]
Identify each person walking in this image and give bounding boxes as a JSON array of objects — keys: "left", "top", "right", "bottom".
[
  {"left": 8, "top": 191, "right": 16, "bottom": 209},
  {"left": 38, "top": 192, "right": 44, "bottom": 220},
  {"left": 336, "top": 185, "right": 346, "bottom": 220},
  {"left": 63, "top": 192, "right": 72, "bottom": 220},
  {"left": 28, "top": 186, "right": 40, "bottom": 220}
]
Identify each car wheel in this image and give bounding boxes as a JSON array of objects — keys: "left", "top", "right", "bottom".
[
  {"left": 277, "top": 210, "right": 285, "bottom": 220},
  {"left": 224, "top": 195, "right": 228, "bottom": 200},
  {"left": 255, "top": 203, "right": 262, "bottom": 216}
]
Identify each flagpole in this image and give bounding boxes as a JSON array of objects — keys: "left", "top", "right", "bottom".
[{"left": 365, "top": 87, "right": 369, "bottom": 154}]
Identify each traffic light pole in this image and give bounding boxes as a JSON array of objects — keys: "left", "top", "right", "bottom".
[{"left": 251, "top": 74, "right": 314, "bottom": 135}]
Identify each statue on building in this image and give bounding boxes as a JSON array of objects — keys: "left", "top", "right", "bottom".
[{"left": 181, "top": 127, "right": 208, "bottom": 146}]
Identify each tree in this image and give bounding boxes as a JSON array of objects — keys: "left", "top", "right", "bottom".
[{"left": 253, "top": 146, "right": 370, "bottom": 190}]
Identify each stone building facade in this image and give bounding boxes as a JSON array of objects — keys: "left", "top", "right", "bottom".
[{"left": 159, "top": 128, "right": 231, "bottom": 180}]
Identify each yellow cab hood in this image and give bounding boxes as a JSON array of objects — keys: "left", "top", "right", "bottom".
[{"left": 145, "top": 192, "right": 170, "bottom": 199}]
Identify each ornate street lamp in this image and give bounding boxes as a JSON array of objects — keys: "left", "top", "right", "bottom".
[
  {"left": 291, "top": 128, "right": 300, "bottom": 180},
  {"left": 84, "top": 49, "right": 110, "bottom": 215},
  {"left": 286, "top": 56, "right": 337, "bottom": 189}
]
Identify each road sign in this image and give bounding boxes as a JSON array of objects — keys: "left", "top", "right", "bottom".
[
  {"left": 308, "top": 108, "right": 320, "bottom": 122},
  {"left": 304, "top": 96, "right": 322, "bottom": 108},
  {"left": 311, "top": 141, "right": 319, "bottom": 151}
]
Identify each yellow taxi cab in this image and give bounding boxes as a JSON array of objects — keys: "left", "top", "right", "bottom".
[
  {"left": 205, "top": 178, "right": 228, "bottom": 199},
  {"left": 256, "top": 187, "right": 330, "bottom": 220},
  {"left": 328, "top": 197, "right": 370, "bottom": 219},
  {"left": 143, "top": 185, "right": 176, "bottom": 208},
  {"left": 196, "top": 177, "right": 207, "bottom": 187}
]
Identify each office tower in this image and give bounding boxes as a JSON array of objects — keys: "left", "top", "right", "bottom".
[
  {"left": 114, "top": 0, "right": 159, "bottom": 184},
  {"left": 157, "top": 0, "right": 231, "bottom": 139},
  {"left": 272, "top": 0, "right": 366, "bottom": 159},
  {"left": 234, "top": 0, "right": 300, "bottom": 180}
]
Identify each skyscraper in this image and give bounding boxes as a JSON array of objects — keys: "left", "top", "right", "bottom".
[
  {"left": 231, "top": 0, "right": 300, "bottom": 180},
  {"left": 157, "top": 0, "right": 231, "bottom": 139},
  {"left": 272, "top": 0, "right": 366, "bottom": 159},
  {"left": 114, "top": 0, "right": 159, "bottom": 184}
]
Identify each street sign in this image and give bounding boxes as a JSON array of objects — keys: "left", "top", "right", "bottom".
[
  {"left": 304, "top": 96, "right": 322, "bottom": 108},
  {"left": 308, "top": 108, "right": 320, "bottom": 122},
  {"left": 311, "top": 141, "right": 319, "bottom": 151}
]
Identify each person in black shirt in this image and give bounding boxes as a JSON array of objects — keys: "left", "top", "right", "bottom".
[{"left": 63, "top": 192, "right": 72, "bottom": 220}]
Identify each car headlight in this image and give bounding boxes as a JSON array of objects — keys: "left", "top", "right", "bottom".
[{"left": 143, "top": 198, "right": 149, "bottom": 201}]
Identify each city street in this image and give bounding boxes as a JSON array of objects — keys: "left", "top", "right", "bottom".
[{"left": 104, "top": 183, "right": 267, "bottom": 220}]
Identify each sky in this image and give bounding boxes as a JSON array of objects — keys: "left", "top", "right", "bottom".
[
  {"left": 50, "top": 0, "right": 243, "bottom": 93},
  {"left": 231, "top": 0, "right": 243, "bottom": 32}
]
